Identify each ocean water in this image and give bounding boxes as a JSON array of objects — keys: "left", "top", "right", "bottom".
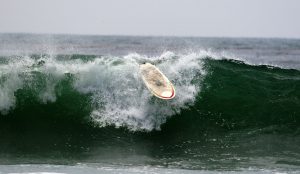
[{"left": 0, "top": 33, "right": 299, "bottom": 174}]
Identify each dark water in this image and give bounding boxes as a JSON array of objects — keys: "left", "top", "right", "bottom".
[{"left": 0, "top": 33, "right": 299, "bottom": 173}]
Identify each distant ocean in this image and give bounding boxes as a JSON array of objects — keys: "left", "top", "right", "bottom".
[{"left": 0, "top": 33, "right": 299, "bottom": 174}]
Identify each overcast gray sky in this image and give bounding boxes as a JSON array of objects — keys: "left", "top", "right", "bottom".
[{"left": 0, "top": 0, "right": 299, "bottom": 38}]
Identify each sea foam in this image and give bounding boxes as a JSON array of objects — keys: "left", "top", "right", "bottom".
[{"left": 0, "top": 52, "right": 208, "bottom": 130}]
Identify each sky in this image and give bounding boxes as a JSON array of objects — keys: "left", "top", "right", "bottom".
[{"left": 0, "top": 0, "right": 299, "bottom": 38}]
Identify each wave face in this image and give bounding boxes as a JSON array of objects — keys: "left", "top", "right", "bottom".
[{"left": 198, "top": 58, "right": 300, "bottom": 129}]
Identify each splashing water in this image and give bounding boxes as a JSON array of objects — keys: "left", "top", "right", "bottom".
[{"left": 0, "top": 51, "right": 209, "bottom": 130}]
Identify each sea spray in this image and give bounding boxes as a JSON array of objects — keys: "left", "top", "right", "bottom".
[{"left": 0, "top": 52, "right": 207, "bottom": 130}]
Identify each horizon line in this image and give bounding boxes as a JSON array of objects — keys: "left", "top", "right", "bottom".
[{"left": 1, "top": 31, "right": 300, "bottom": 40}]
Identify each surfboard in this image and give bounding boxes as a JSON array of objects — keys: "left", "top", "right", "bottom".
[{"left": 139, "top": 63, "right": 175, "bottom": 100}]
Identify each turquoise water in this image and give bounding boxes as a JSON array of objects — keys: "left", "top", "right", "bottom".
[{"left": 0, "top": 33, "right": 299, "bottom": 173}]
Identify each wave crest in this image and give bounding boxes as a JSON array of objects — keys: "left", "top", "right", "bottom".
[{"left": 0, "top": 52, "right": 207, "bottom": 130}]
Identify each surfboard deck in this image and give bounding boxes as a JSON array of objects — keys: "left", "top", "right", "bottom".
[{"left": 139, "top": 63, "right": 175, "bottom": 100}]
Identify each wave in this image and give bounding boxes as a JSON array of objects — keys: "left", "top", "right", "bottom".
[{"left": 0, "top": 52, "right": 299, "bottom": 132}]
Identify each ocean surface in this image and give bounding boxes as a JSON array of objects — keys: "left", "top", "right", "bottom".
[{"left": 0, "top": 33, "right": 299, "bottom": 174}]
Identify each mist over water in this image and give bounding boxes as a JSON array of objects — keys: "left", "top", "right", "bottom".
[{"left": 0, "top": 33, "right": 300, "bottom": 173}]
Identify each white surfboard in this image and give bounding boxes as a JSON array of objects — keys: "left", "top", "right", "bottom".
[{"left": 140, "top": 63, "right": 175, "bottom": 100}]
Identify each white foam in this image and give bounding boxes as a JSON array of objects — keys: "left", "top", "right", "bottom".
[
  {"left": 73, "top": 52, "right": 207, "bottom": 131},
  {"left": 0, "top": 51, "right": 211, "bottom": 130},
  {"left": 0, "top": 56, "right": 34, "bottom": 114}
]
